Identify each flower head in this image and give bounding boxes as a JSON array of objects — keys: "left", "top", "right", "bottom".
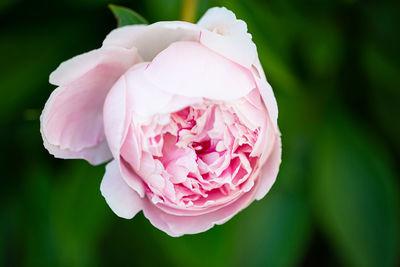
[{"left": 41, "top": 7, "right": 281, "bottom": 236}]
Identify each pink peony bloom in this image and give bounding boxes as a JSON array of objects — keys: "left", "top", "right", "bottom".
[{"left": 40, "top": 7, "right": 281, "bottom": 236}]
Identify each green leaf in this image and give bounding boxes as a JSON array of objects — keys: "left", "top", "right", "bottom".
[
  {"left": 108, "top": 4, "right": 148, "bottom": 27},
  {"left": 311, "top": 112, "right": 400, "bottom": 267}
]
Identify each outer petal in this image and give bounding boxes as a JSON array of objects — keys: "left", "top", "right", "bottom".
[
  {"left": 252, "top": 59, "right": 279, "bottom": 132},
  {"left": 103, "top": 66, "right": 135, "bottom": 160},
  {"left": 144, "top": 41, "right": 256, "bottom": 101},
  {"left": 100, "top": 160, "right": 143, "bottom": 219},
  {"left": 41, "top": 46, "right": 140, "bottom": 165},
  {"left": 251, "top": 116, "right": 274, "bottom": 161},
  {"left": 142, "top": 182, "right": 259, "bottom": 237},
  {"left": 102, "top": 21, "right": 201, "bottom": 61},
  {"left": 255, "top": 134, "right": 282, "bottom": 200},
  {"left": 231, "top": 90, "right": 267, "bottom": 131},
  {"left": 125, "top": 63, "right": 203, "bottom": 120},
  {"left": 49, "top": 46, "right": 140, "bottom": 86},
  {"left": 102, "top": 69, "right": 146, "bottom": 197},
  {"left": 101, "top": 25, "right": 147, "bottom": 49},
  {"left": 197, "top": 7, "right": 257, "bottom": 68}
]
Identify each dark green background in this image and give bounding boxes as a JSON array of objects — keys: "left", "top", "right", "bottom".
[{"left": 1, "top": 0, "right": 399, "bottom": 266}]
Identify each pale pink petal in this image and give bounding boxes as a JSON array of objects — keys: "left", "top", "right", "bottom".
[
  {"left": 41, "top": 46, "right": 140, "bottom": 165},
  {"left": 103, "top": 73, "right": 130, "bottom": 160},
  {"left": 106, "top": 63, "right": 202, "bottom": 127},
  {"left": 119, "top": 158, "right": 146, "bottom": 198},
  {"left": 250, "top": 118, "right": 272, "bottom": 159},
  {"left": 197, "top": 7, "right": 257, "bottom": 68},
  {"left": 41, "top": 133, "right": 111, "bottom": 165},
  {"left": 124, "top": 64, "right": 176, "bottom": 118},
  {"left": 245, "top": 87, "right": 265, "bottom": 111},
  {"left": 232, "top": 96, "right": 266, "bottom": 131},
  {"left": 49, "top": 46, "right": 139, "bottom": 86},
  {"left": 252, "top": 59, "right": 279, "bottom": 132},
  {"left": 102, "top": 72, "right": 146, "bottom": 197},
  {"left": 255, "top": 135, "right": 282, "bottom": 200},
  {"left": 120, "top": 123, "right": 141, "bottom": 170},
  {"left": 198, "top": 7, "right": 247, "bottom": 35},
  {"left": 100, "top": 160, "right": 143, "bottom": 219},
  {"left": 145, "top": 41, "right": 256, "bottom": 101},
  {"left": 102, "top": 25, "right": 147, "bottom": 49},
  {"left": 103, "top": 21, "right": 201, "bottom": 61},
  {"left": 142, "top": 183, "right": 258, "bottom": 237},
  {"left": 158, "top": 94, "right": 202, "bottom": 115}
]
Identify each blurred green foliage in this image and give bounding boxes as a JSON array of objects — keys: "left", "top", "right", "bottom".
[{"left": 1, "top": 0, "right": 399, "bottom": 266}]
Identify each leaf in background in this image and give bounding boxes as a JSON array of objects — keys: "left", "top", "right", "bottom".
[
  {"left": 299, "top": 21, "right": 344, "bottom": 79},
  {"left": 24, "top": 167, "right": 59, "bottom": 267},
  {"left": 0, "top": 22, "right": 103, "bottom": 123},
  {"left": 150, "top": 185, "right": 310, "bottom": 267},
  {"left": 216, "top": 0, "right": 301, "bottom": 96},
  {"left": 0, "top": 0, "right": 19, "bottom": 13},
  {"left": 362, "top": 42, "right": 400, "bottom": 151},
  {"left": 108, "top": 4, "right": 148, "bottom": 27},
  {"left": 311, "top": 111, "right": 400, "bottom": 267},
  {"left": 150, "top": 218, "right": 236, "bottom": 267},
  {"left": 233, "top": 192, "right": 311, "bottom": 267},
  {"left": 50, "top": 161, "right": 110, "bottom": 267},
  {"left": 98, "top": 213, "right": 177, "bottom": 267},
  {"left": 0, "top": 198, "right": 25, "bottom": 266},
  {"left": 143, "top": 0, "right": 180, "bottom": 21},
  {"left": 0, "top": 32, "right": 59, "bottom": 123}
]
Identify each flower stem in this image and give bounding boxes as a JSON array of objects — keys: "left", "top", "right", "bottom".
[{"left": 181, "top": 0, "right": 198, "bottom": 23}]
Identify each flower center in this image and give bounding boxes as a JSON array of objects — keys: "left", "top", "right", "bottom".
[
  {"left": 192, "top": 140, "right": 211, "bottom": 154},
  {"left": 132, "top": 100, "right": 261, "bottom": 208}
]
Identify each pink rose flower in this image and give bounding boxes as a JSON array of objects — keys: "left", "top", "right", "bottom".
[{"left": 40, "top": 7, "right": 281, "bottom": 236}]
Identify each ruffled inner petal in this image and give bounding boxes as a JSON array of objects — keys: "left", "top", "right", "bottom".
[{"left": 120, "top": 89, "right": 270, "bottom": 214}]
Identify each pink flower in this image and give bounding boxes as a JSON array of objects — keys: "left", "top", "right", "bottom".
[{"left": 40, "top": 7, "right": 281, "bottom": 236}]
